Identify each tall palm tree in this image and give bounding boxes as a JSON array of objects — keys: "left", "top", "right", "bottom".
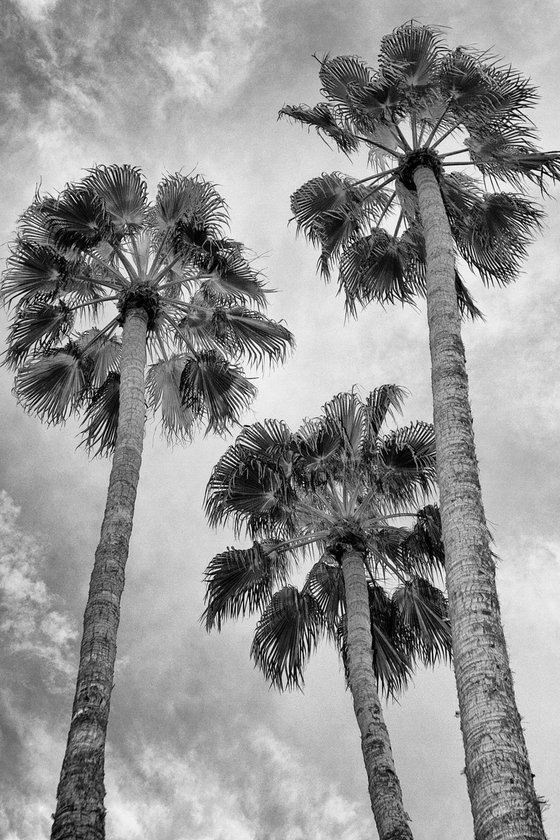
[
  {"left": 0, "top": 164, "right": 294, "bottom": 840},
  {"left": 280, "top": 22, "right": 559, "bottom": 839},
  {"left": 204, "top": 385, "right": 451, "bottom": 840}
]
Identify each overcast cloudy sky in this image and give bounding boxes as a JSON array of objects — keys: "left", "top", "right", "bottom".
[{"left": 1, "top": 1, "right": 559, "bottom": 838}]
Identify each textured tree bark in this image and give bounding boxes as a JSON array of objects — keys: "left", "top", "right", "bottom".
[
  {"left": 51, "top": 306, "right": 149, "bottom": 840},
  {"left": 413, "top": 164, "right": 545, "bottom": 840},
  {"left": 341, "top": 548, "right": 413, "bottom": 840}
]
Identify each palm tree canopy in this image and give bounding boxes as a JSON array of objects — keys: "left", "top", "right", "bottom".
[
  {"left": 203, "top": 385, "right": 451, "bottom": 694},
  {"left": 1, "top": 165, "right": 294, "bottom": 453},
  {"left": 280, "top": 21, "right": 558, "bottom": 316}
]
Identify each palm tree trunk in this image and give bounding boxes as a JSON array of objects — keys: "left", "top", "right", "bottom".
[
  {"left": 51, "top": 305, "right": 149, "bottom": 840},
  {"left": 412, "top": 164, "right": 545, "bottom": 840},
  {"left": 341, "top": 548, "right": 413, "bottom": 840}
]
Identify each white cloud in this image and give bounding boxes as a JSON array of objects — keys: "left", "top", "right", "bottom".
[
  {"left": 12, "top": 0, "right": 59, "bottom": 20},
  {"left": 104, "top": 724, "right": 371, "bottom": 840},
  {"left": 158, "top": 0, "right": 265, "bottom": 102},
  {"left": 0, "top": 490, "right": 77, "bottom": 678}
]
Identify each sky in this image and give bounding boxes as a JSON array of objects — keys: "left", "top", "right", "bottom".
[{"left": 1, "top": 1, "right": 559, "bottom": 838}]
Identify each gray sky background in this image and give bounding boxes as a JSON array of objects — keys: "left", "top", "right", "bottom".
[{"left": 1, "top": 1, "right": 559, "bottom": 838}]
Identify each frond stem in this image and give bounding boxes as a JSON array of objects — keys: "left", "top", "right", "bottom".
[
  {"left": 68, "top": 295, "right": 118, "bottom": 312},
  {"left": 111, "top": 241, "right": 140, "bottom": 283},
  {"left": 430, "top": 119, "right": 464, "bottom": 150}
]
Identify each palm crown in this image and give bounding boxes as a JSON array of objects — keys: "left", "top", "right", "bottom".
[
  {"left": 281, "top": 20, "right": 559, "bottom": 316},
  {"left": 203, "top": 386, "right": 451, "bottom": 694},
  {"left": 1, "top": 164, "right": 293, "bottom": 452}
]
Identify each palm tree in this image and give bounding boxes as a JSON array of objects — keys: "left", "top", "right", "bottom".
[
  {"left": 0, "top": 164, "right": 294, "bottom": 840},
  {"left": 280, "top": 22, "right": 559, "bottom": 839},
  {"left": 204, "top": 385, "right": 451, "bottom": 840}
]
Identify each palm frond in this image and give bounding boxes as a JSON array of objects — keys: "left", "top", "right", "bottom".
[
  {"left": 290, "top": 174, "right": 388, "bottom": 278},
  {"left": 198, "top": 265, "right": 268, "bottom": 310},
  {"left": 202, "top": 542, "right": 291, "bottom": 630},
  {"left": 364, "top": 384, "right": 407, "bottom": 439},
  {"left": 77, "top": 328, "right": 121, "bottom": 388},
  {"left": 5, "top": 299, "right": 74, "bottom": 369},
  {"left": 234, "top": 418, "right": 296, "bottom": 463},
  {"left": 400, "top": 505, "right": 445, "bottom": 576},
  {"left": 155, "top": 173, "right": 229, "bottom": 244},
  {"left": 251, "top": 586, "right": 325, "bottom": 690},
  {"left": 317, "top": 54, "right": 374, "bottom": 125},
  {"left": 466, "top": 131, "right": 560, "bottom": 192},
  {"left": 208, "top": 306, "right": 294, "bottom": 366},
  {"left": 40, "top": 188, "right": 114, "bottom": 251},
  {"left": 368, "top": 583, "right": 413, "bottom": 696},
  {"left": 79, "top": 371, "right": 120, "bottom": 457},
  {"left": 304, "top": 559, "right": 344, "bottom": 633},
  {"left": 321, "top": 391, "right": 366, "bottom": 460},
  {"left": 14, "top": 348, "right": 89, "bottom": 423},
  {"left": 347, "top": 78, "right": 408, "bottom": 127},
  {"left": 294, "top": 420, "right": 346, "bottom": 483},
  {"left": 438, "top": 49, "right": 499, "bottom": 118},
  {"left": 179, "top": 351, "right": 256, "bottom": 435},
  {"left": 205, "top": 427, "right": 297, "bottom": 538},
  {"left": 477, "top": 59, "right": 539, "bottom": 119},
  {"left": 376, "top": 421, "right": 437, "bottom": 502},
  {"left": 145, "top": 356, "right": 198, "bottom": 442},
  {"left": 392, "top": 576, "right": 452, "bottom": 666},
  {"left": 448, "top": 182, "right": 545, "bottom": 284},
  {"left": 14, "top": 202, "right": 55, "bottom": 247},
  {"left": 2, "top": 242, "right": 69, "bottom": 308},
  {"left": 85, "top": 164, "right": 147, "bottom": 231},
  {"left": 279, "top": 103, "right": 360, "bottom": 154},
  {"left": 338, "top": 227, "right": 423, "bottom": 315},
  {"left": 379, "top": 20, "right": 445, "bottom": 89}
]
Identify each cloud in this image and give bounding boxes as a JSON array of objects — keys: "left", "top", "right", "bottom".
[
  {"left": 157, "top": 0, "right": 265, "bottom": 102},
  {"left": 0, "top": 491, "right": 77, "bottom": 680},
  {"left": 0, "top": 491, "right": 77, "bottom": 840},
  {"left": 103, "top": 724, "right": 371, "bottom": 840}
]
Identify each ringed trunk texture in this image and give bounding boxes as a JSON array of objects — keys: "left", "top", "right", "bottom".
[
  {"left": 341, "top": 548, "right": 413, "bottom": 840},
  {"left": 51, "top": 306, "right": 149, "bottom": 840},
  {"left": 413, "top": 164, "right": 545, "bottom": 840}
]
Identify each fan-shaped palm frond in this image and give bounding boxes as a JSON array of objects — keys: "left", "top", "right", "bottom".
[
  {"left": 251, "top": 586, "right": 325, "bottom": 690},
  {"left": 79, "top": 372, "right": 121, "bottom": 457},
  {"left": 203, "top": 542, "right": 292, "bottom": 631},
  {"left": 145, "top": 356, "right": 198, "bottom": 441},
  {"left": 392, "top": 576, "right": 451, "bottom": 666},
  {"left": 304, "top": 558, "right": 345, "bottom": 634},
  {"left": 180, "top": 351, "right": 257, "bottom": 435},
  {"left": 379, "top": 20, "right": 445, "bottom": 89},
  {"left": 180, "top": 305, "right": 292, "bottom": 368},
  {"left": 400, "top": 505, "right": 445, "bottom": 577},
  {"left": 198, "top": 265, "right": 268, "bottom": 310},
  {"left": 290, "top": 174, "right": 388, "bottom": 278},
  {"left": 5, "top": 299, "right": 75, "bottom": 368},
  {"left": 84, "top": 164, "right": 147, "bottom": 231},
  {"left": 155, "top": 173, "right": 229, "bottom": 243},
  {"left": 41, "top": 188, "right": 114, "bottom": 251},
  {"left": 279, "top": 103, "right": 360, "bottom": 154},
  {"left": 317, "top": 54, "right": 374, "bottom": 124},
  {"left": 77, "top": 329, "right": 121, "bottom": 389},
  {"left": 338, "top": 228, "right": 423, "bottom": 313},
  {"left": 15, "top": 349, "right": 89, "bottom": 424},
  {"left": 364, "top": 384, "right": 407, "bottom": 439},
  {"left": 205, "top": 422, "right": 298, "bottom": 538},
  {"left": 377, "top": 421, "right": 437, "bottom": 502},
  {"left": 1, "top": 242, "right": 69, "bottom": 308}
]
